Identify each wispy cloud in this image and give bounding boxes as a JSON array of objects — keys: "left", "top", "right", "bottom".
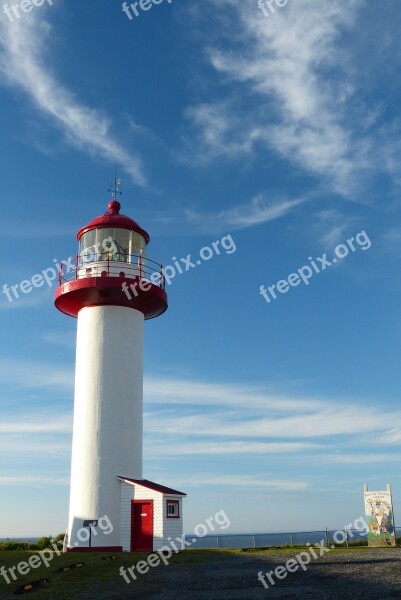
[
  {"left": 0, "top": 222, "right": 75, "bottom": 239},
  {"left": 184, "top": 194, "right": 308, "bottom": 232},
  {"left": 173, "top": 474, "right": 308, "bottom": 491},
  {"left": 0, "top": 13, "right": 146, "bottom": 186},
  {"left": 182, "top": 101, "right": 255, "bottom": 162},
  {"left": 0, "top": 437, "right": 70, "bottom": 455},
  {"left": 0, "top": 415, "right": 72, "bottom": 434},
  {"left": 143, "top": 377, "right": 401, "bottom": 451},
  {"left": 40, "top": 331, "right": 76, "bottom": 349},
  {"left": 144, "top": 377, "right": 321, "bottom": 412},
  {"left": 326, "top": 453, "right": 400, "bottom": 464},
  {"left": 184, "top": 0, "right": 371, "bottom": 195},
  {"left": 0, "top": 474, "right": 69, "bottom": 487},
  {"left": 0, "top": 292, "right": 51, "bottom": 312},
  {"left": 0, "top": 414, "right": 71, "bottom": 460},
  {"left": 146, "top": 440, "right": 319, "bottom": 457},
  {"left": 0, "top": 359, "right": 73, "bottom": 390},
  {"left": 146, "top": 404, "right": 401, "bottom": 440},
  {"left": 311, "top": 209, "right": 360, "bottom": 248},
  {"left": 381, "top": 428, "right": 401, "bottom": 444}
]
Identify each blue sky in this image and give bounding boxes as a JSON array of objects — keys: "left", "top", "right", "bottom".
[{"left": 1, "top": 0, "right": 401, "bottom": 537}]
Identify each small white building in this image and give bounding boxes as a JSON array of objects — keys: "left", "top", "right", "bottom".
[{"left": 118, "top": 477, "right": 187, "bottom": 552}]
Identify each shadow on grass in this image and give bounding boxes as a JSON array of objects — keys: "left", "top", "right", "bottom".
[{"left": 0, "top": 549, "right": 221, "bottom": 600}]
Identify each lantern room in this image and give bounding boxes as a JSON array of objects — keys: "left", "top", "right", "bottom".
[
  {"left": 55, "top": 200, "right": 168, "bottom": 320},
  {"left": 76, "top": 199, "right": 149, "bottom": 280}
]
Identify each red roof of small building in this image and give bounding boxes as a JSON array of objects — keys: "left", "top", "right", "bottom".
[
  {"left": 118, "top": 476, "right": 186, "bottom": 496},
  {"left": 77, "top": 200, "right": 150, "bottom": 243}
]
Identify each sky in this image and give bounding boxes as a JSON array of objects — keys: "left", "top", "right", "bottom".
[{"left": 1, "top": 0, "right": 401, "bottom": 537}]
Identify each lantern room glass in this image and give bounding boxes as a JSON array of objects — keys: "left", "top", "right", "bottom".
[{"left": 79, "top": 228, "right": 146, "bottom": 264}]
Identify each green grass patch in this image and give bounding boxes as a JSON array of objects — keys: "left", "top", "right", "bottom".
[
  {"left": 0, "top": 549, "right": 222, "bottom": 599},
  {"left": 0, "top": 551, "right": 146, "bottom": 598}
]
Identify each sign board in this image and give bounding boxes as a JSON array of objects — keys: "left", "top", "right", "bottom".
[
  {"left": 364, "top": 484, "right": 395, "bottom": 547},
  {"left": 83, "top": 520, "right": 98, "bottom": 528}
]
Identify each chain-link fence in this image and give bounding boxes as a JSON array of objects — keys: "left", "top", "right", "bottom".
[{"left": 188, "top": 527, "right": 401, "bottom": 549}]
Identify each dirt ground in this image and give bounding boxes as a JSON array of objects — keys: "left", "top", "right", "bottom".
[{"left": 3, "top": 548, "right": 401, "bottom": 599}]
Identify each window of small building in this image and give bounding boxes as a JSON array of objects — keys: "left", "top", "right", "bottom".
[{"left": 166, "top": 500, "right": 180, "bottom": 518}]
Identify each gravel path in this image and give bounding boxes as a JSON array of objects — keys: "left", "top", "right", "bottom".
[{"left": 108, "top": 549, "right": 401, "bottom": 600}]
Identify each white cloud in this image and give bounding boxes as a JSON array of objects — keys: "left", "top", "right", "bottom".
[
  {"left": 381, "top": 428, "right": 401, "bottom": 444},
  {"left": 173, "top": 474, "right": 308, "bottom": 491},
  {"left": 0, "top": 415, "right": 72, "bottom": 434},
  {"left": 0, "top": 292, "right": 51, "bottom": 312},
  {"left": 0, "top": 13, "right": 146, "bottom": 186},
  {"left": 144, "top": 377, "right": 321, "bottom": 412},
  {"left": 0, "top": 414, "right": 71, "bottom": 459},
  {"left": 184, "top": 194, "right": 308, "bottom": 232},
  {"left": 185, "top": 0, "right": 369, "bottom": 195},
  {"left": 146, "top": 440, "right": 319, "bottom": 456},
  {"left": 144, "top": 377, "right": 401, "bottom": 450},
  {"left": 145, "top": 404, "right": 400, "bottom": 440},
  {"left": 0, "top": 474, "right": 69, "bottom": 486},
  {"left": 0, "top": 437, "right": 70, "bottom": 455},
  {"left": 0, "top": 359, "right": 73, "bottom": 390},
  {"left": 182, "top": 101, "right": 255, "bottom": 162},
  {"left": 40, "top": 331, "right": 76, "bottom": 349},
  {"left": 313, "top": 209, "right": 357, "bottom": 248},
  {"left": 326, "top": 453, "right": 399, "bottom": 464}
]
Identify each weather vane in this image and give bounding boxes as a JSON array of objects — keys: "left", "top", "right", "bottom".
[{"left": 108, "top": 171, "right": 122, "bottom": 201}]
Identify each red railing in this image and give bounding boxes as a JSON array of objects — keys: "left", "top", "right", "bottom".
[{"left": 58, "top": 253, "right": 165, "bottom": 289}]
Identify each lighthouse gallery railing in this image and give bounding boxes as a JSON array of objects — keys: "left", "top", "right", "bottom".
[{"left": 58, "top": 252, "right": 166, "bottom": 289}]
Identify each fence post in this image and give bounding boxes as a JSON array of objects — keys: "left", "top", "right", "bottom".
[
  {"left": 216, "top": 536, "right": 219, "bottom": 549},
  {"left": 253, "top": 535, "right": 256, "bottom": 549},
  {"left": 325, "top": 527, "right": 329, "bottom": 548},
  {"left": 345, "top": 527, "right": 349, "bottom": 548},
  {"left": 289, "top": 533, "right": 293, "bottom": 548}
]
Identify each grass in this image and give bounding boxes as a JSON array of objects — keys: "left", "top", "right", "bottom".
[
  {"left": 0, "top": 549, "right": 220, "bottom": 599},
  {"left": 0, "top": 550, "right": 149, "bottom": 598}
]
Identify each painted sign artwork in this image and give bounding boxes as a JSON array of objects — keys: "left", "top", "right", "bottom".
[{"left": 364, "top": 490, "right": 395, "bottom": 546}]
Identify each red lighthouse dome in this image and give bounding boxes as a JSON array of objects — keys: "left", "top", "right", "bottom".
[
  {"left": 77, "top": 200, "right": 150, "bottom": 244},
  {"left": 55, "top": 201, "right": 168, "bottom": 319}
]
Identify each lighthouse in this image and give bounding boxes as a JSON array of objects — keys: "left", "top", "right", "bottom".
[{"left": 55, "top": 189, "right": 186, "bottom": 552}]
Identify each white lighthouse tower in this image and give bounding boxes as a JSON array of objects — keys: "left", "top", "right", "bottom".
[{"left": 55, "top": 190, "right": 185, "bottom": 552}]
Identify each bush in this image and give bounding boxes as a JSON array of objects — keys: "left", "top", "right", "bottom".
[
  {"left": 35, "top": 537, "right": 53, "bottom": 550},
  {"left": 0, "top": 533, "right": 65, "bottom": 551},
  {"left": 0, "top": 541, "right": 32, "bottom": 551},
  {"left": 53, "top": 533, "right": 66, "bottom": 547}
]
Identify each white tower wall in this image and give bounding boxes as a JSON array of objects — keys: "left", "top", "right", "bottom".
[{"left": 67, "top": 305, "right": 144, "bottom": 549}]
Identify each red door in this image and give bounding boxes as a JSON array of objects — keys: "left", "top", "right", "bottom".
[{"left": 131, "top": 501, "right": 154, "bottom": 552}]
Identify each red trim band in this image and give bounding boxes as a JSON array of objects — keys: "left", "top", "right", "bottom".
[
  {"left": 55, "top": 276, "right": 168, "bottom": 319},
  {"left": 66, "top": 546, "right": 123, "bottom": 553}
]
